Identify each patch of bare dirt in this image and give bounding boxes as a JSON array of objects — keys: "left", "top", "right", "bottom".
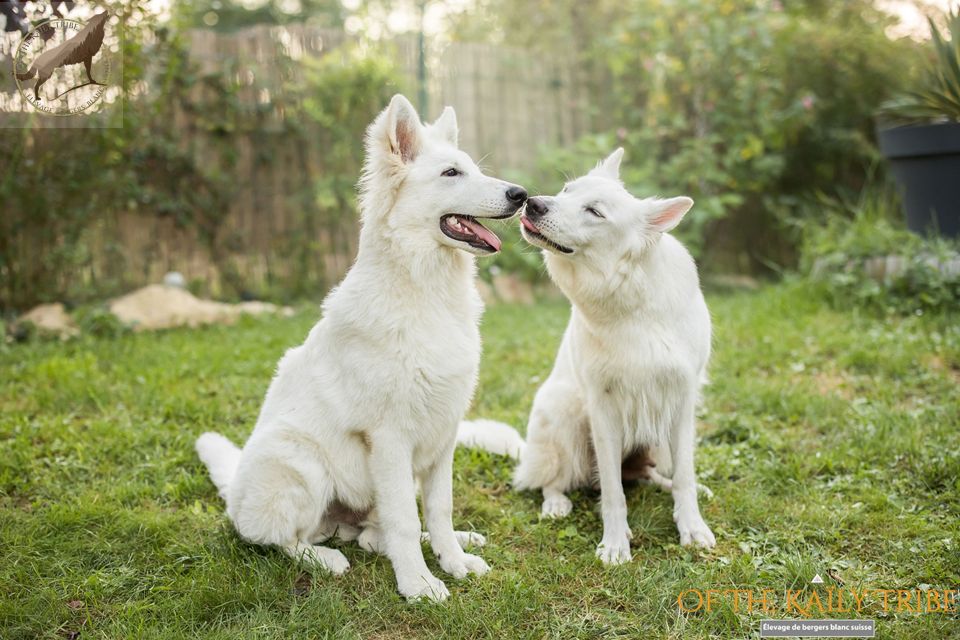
[
  {"left": 16, "top": 303, "right": 79, "bottom": 339},
  {"left": 812, "top": 369, "right": 854, "bottom": 400},
  {"left": 926, "top": 355, "right": 960, "bottom": 385},
  {"left": 109, "top": 284, "right": 294, "bottom": 331}
]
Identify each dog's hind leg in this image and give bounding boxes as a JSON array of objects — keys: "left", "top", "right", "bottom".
[
  {"left": 313, "top": 500, "right": 369, "bottom": 544},
  {"left": 283, "top": 542, "right": 350, "bottom": 575},
  {"left": 541, "top": 486, "right": 572, "bottom": 518},
  {"left": 359, "top": 528, "right": 486, "bottom": 553},
  {"left": 230, "top": 457, "right": 350, "bottom": 575},
  {"left": 360, "top": 527, "right": 486, "bottom": 554},
  {"left": 421, "top": 531, "right": 486, "bottom": 548},
  {"left": 308, "top": 519, "right": 360, "bottom": 545},
  {"left": 640, "top": 467, "right": 714, "bottom": 499},
  {"left": 357, "top": 525, "right": 387, "bottom": 554},
  {"left": 455, "top": 531, "right": 487, "bottom": 548}
]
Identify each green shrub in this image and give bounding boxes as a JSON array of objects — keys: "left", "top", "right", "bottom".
[
  {"left": 458, "top": 0, "right": 919, "bottom": 270},
  {"left": 74, "top": 306, "right": 131, "bottom": 339},
  {"left": 800, "top": 187, "right": 960, "bottom": 314},
  {"left": 612, "top": 1, "right": 915, "bottom": 266},
  {"left": 282, "top": 46, "right": 402, "bottom": 299},
  {"left": 1, "top": 13, "right": 402, "bottom": 312}
]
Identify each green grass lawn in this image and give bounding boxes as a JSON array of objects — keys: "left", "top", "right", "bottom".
[{"left": 1, "top": 283, "right": 958, "bottom": 639}]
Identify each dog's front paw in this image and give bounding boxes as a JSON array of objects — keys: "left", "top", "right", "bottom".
[
  {"left": 440, "top": 552, "right": 490, "bottom": 580},
  {"left": 596, "top": 535, "right": 631, "bottom": 565},
  {"left": 541, "top": 493, "right": 572, "bottom": 518},
  {"left": 398, "top": 572, "right": 449, "bottom": 602},
  {"left": 676, "top": 513, "right": 716, "bottom": 549}
]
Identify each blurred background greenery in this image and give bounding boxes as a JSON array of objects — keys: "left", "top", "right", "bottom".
[{"left": 1, "top": 0, "right": 957, "bottom": 314}]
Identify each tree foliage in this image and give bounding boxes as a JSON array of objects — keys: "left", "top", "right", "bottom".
[
  {"left": 175, "top": 0, "right": 346, "bottom": 31},
  {"left": 451, "top": 0, "right": 919, "bottom": 270},
  {"left": 1, "top": 2, "right": 399, "bottom": 311}
]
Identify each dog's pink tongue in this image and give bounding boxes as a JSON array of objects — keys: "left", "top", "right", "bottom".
[
  {"left": 460, "top": 217, "right": 501, "bottom": 252},
  {"left": 520, "top": 216, "right": 540, "bottom": 233}
]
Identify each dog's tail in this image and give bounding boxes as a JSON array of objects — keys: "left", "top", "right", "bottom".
[
  {"left": 195, "top": 432, "right": 241, "bottom": 500},
  {"left": 15, "top": 67, "right": 36, "bottom": 82},
  {"left": 456, "top": 419, "right": 525, "bottom": 459}
]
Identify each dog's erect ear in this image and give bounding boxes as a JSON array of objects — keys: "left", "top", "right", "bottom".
[
  {"left": 593, "top": 147, "right": 624, "bottom": 179},
  {"left": 432, "top": 106, "right": 459, "bottom": 146},
  {"left": 384, "top": 94, "right": 423, "bottom": 163},
  {"left": 649, "top": 197, "right": 694, "bottom": 233}
]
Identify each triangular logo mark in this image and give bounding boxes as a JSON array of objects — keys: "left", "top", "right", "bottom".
[{"left": 812, "top": 574, "right": 824, "bottom": 584}]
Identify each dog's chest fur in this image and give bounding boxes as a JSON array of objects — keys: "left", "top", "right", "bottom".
[
  {"left": 547, "top": 236, "right": 709, "bottom": 452},
  {"left": 569, "top": 309, "right": 690, "bottom": 448},
  {"left": 316, "top": 254, "right": 481, "bottom": 450},
  {"left": 385, "top": 295, "right": 482, "bottom": 455},
  {"left": 249, "top": 249, "right": 484, "bottom": 501}
]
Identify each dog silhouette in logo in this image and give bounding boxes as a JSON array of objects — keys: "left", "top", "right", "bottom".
[{"left": 15, "top": 11, "right": 108, "bottom": 101}]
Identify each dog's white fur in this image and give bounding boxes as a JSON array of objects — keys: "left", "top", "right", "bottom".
[
  {"left": 456, "top": 419, "right": 526, "bottom": 459},
  {"left": 195, "top": 94, "right": 525, "bottom": 601},
  {"left": 511, "top": 148, "right": 716, "bottom": 562}
]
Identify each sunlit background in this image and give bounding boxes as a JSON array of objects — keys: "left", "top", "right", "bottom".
[{"left": 1, "top": 0, "right": 958, "bottom": 312}]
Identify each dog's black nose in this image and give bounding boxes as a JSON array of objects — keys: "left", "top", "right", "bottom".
[
  {"left": 506, "top": 186, "right": 527, "bottom": 204},
  {"left": 525, "top": 197, "right": 548, "bottom": 219}
]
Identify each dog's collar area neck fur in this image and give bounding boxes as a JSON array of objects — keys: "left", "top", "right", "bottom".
[
  {"left": 546, "top": 252, "right": 654, "bottom": 324},
  {"left": 357, "top": 226, "right": 476, "bottom": 295}
]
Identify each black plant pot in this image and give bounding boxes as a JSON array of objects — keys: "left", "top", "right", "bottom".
[{"left": 878, "top": 122, "right": 960, "bottom": 238}]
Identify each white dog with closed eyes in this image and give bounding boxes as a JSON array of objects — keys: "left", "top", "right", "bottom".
[
  {"left": 471, "top": 148, "right": 716, "bottom": 564},
  {"left": 196, "top": 94, "right": 527, "bottom": 601}
]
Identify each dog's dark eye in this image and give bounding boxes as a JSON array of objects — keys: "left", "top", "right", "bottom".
[
  {"left": 585, "top": 206, "right": 604, "bottom": 218},
  {"left": 442, "top": 167, "right": 461, "bottom": 177}
]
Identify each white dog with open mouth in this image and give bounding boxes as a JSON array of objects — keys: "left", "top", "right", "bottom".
[
  {"left": 195, "top": 94, "right": 527, "bottom": 601},
  {"left": 509, "top": 148, "right": 715, "bottom": 562}
]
